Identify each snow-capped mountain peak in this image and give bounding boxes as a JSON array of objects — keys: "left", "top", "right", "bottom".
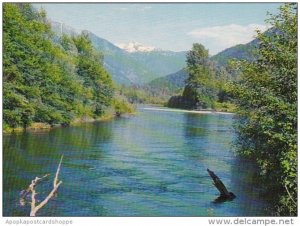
[{"left": 116, "top": 41, "right": 158, "bottom": 52}]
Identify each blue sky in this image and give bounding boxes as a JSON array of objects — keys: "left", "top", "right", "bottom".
[{"left": 33, "top": 3, "right": 281, "bottom": 55}]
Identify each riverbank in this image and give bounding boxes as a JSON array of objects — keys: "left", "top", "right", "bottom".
[
  {"left": 142, "top": 107, "right": 235, "bottom": 115},
  {"left": 3, "top": 104, "right": 232, "bottom": 134},
  {"left": 166, "top": 99, "right": 236, "bottom": 114},
  {"left": 3, "top": 123, "right": 52, "bottom": 134},
  {"left": 3, "top": 110, "right": 136, "bottom": 134}
]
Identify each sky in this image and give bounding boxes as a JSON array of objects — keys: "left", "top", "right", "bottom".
[{"left": 33, "top": 3, "right": 281, "bottom": 55}]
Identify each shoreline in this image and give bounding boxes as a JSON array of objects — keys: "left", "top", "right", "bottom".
[
  {"left": 3, "top": 106, "right": 233, "bottom": 134},
  {"left": 3, "top": 112, "right": 136, "bottom": 134},
  {"left": 141, "top": 107, "right": 235, "bottom": 115}
]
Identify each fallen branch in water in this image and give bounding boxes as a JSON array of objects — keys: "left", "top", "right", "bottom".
[
  {"left": 207, "top": 168, "right": 236, "bottom": 202},
  {"left": 20, "top": 155, "right": 63, "bottom": 216},
  {"left": 19, "top": 174, "right": 49, "bottom": 206}
]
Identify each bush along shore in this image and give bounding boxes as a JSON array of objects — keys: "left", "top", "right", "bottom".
[{"left": 4, "top": 103, "right": 136, "bottom": 134}]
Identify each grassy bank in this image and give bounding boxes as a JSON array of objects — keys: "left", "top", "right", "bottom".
[{"left": 3, "top": 102, "right": 136, "bottom": 134}]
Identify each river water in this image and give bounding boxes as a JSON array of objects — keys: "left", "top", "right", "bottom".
[{"left": 3, "top": 106, "right": 270, "bottom": 216}]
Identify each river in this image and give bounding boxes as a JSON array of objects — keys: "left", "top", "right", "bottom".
[{"left": 3, "top": 106, "right": 270, "bottom": 216}]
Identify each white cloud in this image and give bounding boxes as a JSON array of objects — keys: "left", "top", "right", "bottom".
[{"left": 187, "top": 24, "right": 269, "bottom": 55}]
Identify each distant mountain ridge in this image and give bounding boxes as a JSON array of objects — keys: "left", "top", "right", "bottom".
[
  {"left": 116, "top": 41, "right": 157, "bottom": 52},
  {"left": 51, "top": 20, "right": 260, "bottom": 88},
  {"left": 148, "top": 38, "right": 259, "bottom": 91},
  {"left": 210, "top": 28, "right": 280, "bottom": 67},
  {"left": 50, "top": 21, "right": 186, "bottom": 85},
  {"left": 210, "top": 38, "right": 258, "bottom": 67},
  {"left": 148, "top": 69, "right": 188, "bottom": 92}
]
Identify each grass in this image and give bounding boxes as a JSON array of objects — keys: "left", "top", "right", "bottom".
[
  {"left": 214, "top": 102, "right": 237, "bottom": 113},
  {"left": 3, "top": 122, "right": 51, "bottom": 134},
  {"left": 4, "top": 102, "right": 137, "bottom": 134}
]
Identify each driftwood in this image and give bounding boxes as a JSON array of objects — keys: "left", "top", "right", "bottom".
[
  {"left": 20, "top": 155, "right": 63, "bottom": 216},
  {"left": 19, "top": 174, "right": 49, "bottom": 206},
  {"left": 207, "top": 168, "right": 236, "bottom": 202}
]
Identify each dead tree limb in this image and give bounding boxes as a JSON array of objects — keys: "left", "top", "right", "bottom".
[
  {"left": 207, "top": 168, "right": 235, "bottom": 201},
  {"left": 19, "top": 174, "right": 49, "bottom": 206},
  {"left": 54, "top": 155, "right": 63, "bottom": 188},
  {"left": 30, "top": 155, "right": 63, "bottom": 216},
  {"left": 20, "top": 155, "right": 64, "bottom": 216}
]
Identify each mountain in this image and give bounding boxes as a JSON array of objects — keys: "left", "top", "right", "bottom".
[
  {"left": 210, "top": 37, "right": 259, "bottom": 67},
  {"left": 148, "top": 38, "right": 259, "bottom": 92},
  {"left": 51, "top": 20, "right": 260, "bottom": 87},
  {"left": 148, "top": 29, "right": 276, "bottom": 99},
  {"left": 211, "top": 28, "right": 280, "bottom": 67},
  {"left": 89, "top": 34, "right": 186, "bottom": 84},
  {"left": 116, "top": 41, "right": 157, "bottom": 52},
  {"left": 148, "top": 68, "right": 188, "bottom": 92},
  {"left": 51, "top": 21, "right": 186, "bottom": 85},
  {"left": 86, "top": 31, "right": 156, "bottom": 84},
  {"left": 130, "top": 51, "right": 186, "bottom": 78}
]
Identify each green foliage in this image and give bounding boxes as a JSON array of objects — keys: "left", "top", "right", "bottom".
[
  {"left": 148, "top": 69, "right": 188, "bottom": 93},
  {"left": 214, "top": 102, "right": 236, "bottom": 113},
  {"left": 112, "top": 94, "right": 135, "bottom": 115},
  {"left": 167, "top": 95, "right": 192, "bottom": 109},
  {"left": 168, "top": 43, "right": 219, "bottom": 109},
  {"left": 229, "top": 3, "right": 297, "bottom": 215},
  {"left": 3, "top": 3, "right": 115, "bottom": 130},
  {"left": 73, "top": 33, "right": 114, "bottom": 116},
  {"left": 119, "top": 85, "right": 170, "bottom": 105},
  {"left": 183, "top": 63, "right": 217, "bottom": 109},
  {"left": 211, "top": 42, "right": 257, "bottom": 67},
  {"left": 186, "top": 43, "right": 209, "bottom": 67}
]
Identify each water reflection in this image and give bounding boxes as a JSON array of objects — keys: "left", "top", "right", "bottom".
[
  {"left": 184, "top": 113, "right": 212, "bottom": 137},
  {"left": 183, "top": 113, "right": 270, "bottom": 216},
  {"left": 3, "top": 107, "right": 270, "bottom": 216},
  {"left": 3, "top": 121, "right": 113, "bottom": 216}
]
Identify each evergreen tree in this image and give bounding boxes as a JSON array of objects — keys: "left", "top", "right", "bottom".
[{"left": 182, "top": 43, "right": 217, "bottom": 109}]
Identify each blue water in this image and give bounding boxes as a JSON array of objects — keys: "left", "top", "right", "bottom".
[{"left": 3, "top": 106, "right": 269, "bottom": 216}]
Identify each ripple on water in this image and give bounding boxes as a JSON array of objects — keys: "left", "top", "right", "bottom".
[{"left": 3, "top": 106, "right": 270, "bottom": 216}]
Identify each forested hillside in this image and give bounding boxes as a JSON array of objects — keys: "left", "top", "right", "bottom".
[
  {"left": 148, "top": 69, "right": 188, "bottom": 93},
  {"left": 210, "top": 39, "right": 258, "bottom": 67},
  {"left": 51, "top": 21, "right": 186, "bottom": 85},
  {"left": 3, "top": 3, "right": 132, "bottom": 132}
]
